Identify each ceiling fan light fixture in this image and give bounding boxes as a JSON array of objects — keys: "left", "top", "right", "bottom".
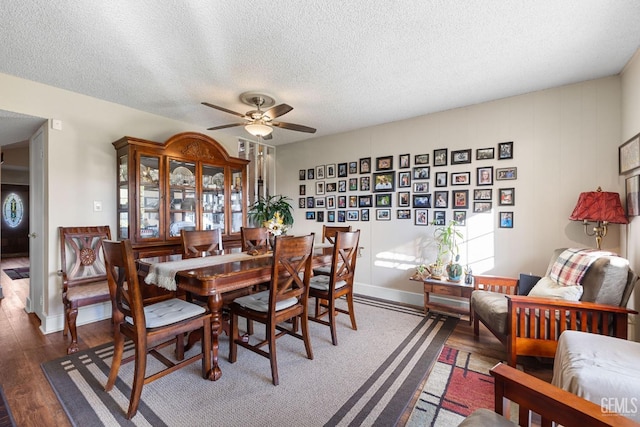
[{"left": 245, "top": 122, "right": 273, "bottom": 137}]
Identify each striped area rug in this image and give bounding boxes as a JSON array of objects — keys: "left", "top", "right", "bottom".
[{"left": 42, "top": 297, "right": 458, "bottom": 426}]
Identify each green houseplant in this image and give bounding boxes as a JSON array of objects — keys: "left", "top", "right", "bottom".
[
  {"left": 248, "top": 194, "right": 294, "bottom": 229},
  {"left": 433, "top": 220, "right": 464, "bottom": 282}
]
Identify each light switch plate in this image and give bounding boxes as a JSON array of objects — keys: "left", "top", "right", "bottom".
[{"left": 93, "top": 200, "right": 102, "bottom": 212}]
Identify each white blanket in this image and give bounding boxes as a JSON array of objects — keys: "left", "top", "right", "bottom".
[{"left": 144, "top": 252, "right": 270, "bottom": 291}]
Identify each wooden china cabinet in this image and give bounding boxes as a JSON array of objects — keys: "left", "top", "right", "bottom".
[{"left": 113, "top": 132, "right": 249, "bottom": 258}]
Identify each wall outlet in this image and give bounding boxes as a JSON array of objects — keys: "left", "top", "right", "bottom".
[
  {"left": 93, "top": 200, "right": 102, "bottom": 212},
  {"left": 51, "top": 119, "right": 63, "bottom": 130}
]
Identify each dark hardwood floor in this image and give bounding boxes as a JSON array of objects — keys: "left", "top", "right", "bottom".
[{"left": 0, "top": 257, "right": 553, "bottom": 426}]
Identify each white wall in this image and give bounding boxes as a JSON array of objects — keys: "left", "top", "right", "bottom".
[
  {"left": 278, "top": 77, "right": 623, "bottom": 306},
  {"left": 621, "top": 49, "right": 640, "bottom": 340},
  {"left": 0, "top": 72, "right": 238, "bottom": 333}
]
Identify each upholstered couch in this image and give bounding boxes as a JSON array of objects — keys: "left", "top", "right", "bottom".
[
  {"left": 552, "top": 330, "right": 640, "bottom": 423},
  {"left": 460, "top": 362, "right": 636, "bottom": 426},
  {"left": 470, "top": 248, "right": 638, "bottom": 366}
]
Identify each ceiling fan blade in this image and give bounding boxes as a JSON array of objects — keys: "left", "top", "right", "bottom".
[
  {"left": 207, "top": 123, "right": 245, "bottom": 131},
  {"left": 202, "top": 102, "right": 246, "bottom": 118},
  {"left": 272, "top": 121, "right": 317, "bottom": 133},
  {"left": 264, "top": 103, "right": 293, "bottom": 119}
]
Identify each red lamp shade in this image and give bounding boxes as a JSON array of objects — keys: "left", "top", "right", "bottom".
[{"left": 569, "top": 188, "right": 628, "bottom": 224}]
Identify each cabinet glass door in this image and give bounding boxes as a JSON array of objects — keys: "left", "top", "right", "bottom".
[
  {"left": 230, "top": 167, "right": 244, "bottom": 233},
  {"left": 117, "top": 154, "right": 129, "bottom": 239},
  {"left": 168, "top": 159, "right": 197, "bottom": 237},
  {"left": 139, "top": 155, "right": 160, "bottom": 239},
  {"left": 201, "top": 164, "right": 225, "bottom": 233}
]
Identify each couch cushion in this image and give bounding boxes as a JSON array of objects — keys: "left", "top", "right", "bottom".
[
  {"left": 528, "top": 277, "right": 583, "bottom": 301},
  {"left": 517, "top": 273, "right": 541, "bottom": 295},
  {"left": 471, "top": 291, "right": 509, "bottom": 335},
  {"left": 580, "top": 255, "right": 629, "bottom": 305}
]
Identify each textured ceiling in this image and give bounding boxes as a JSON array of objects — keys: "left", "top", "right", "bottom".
[{"left": 2, "top": 1, "right": 640, "bottom": 146}]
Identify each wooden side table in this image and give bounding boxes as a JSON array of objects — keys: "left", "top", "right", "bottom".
[{"left": 420, "top": 277, "right": 474, "bottom": 322}]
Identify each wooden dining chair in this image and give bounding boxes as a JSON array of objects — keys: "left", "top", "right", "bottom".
[
  {"left": 321, "top": 225, "right": 352, "bottom": 244},
  {"left": 240, "top": 226, "right": 269, "bottom": 251},
  {"left": 59, "top": 225, "right": 112, "bottom": 354},
  {"left": 228, "top": 233, "right": 315, "bottom": 385},
  {"left": 309, "top": 230, "right": 360, "bottom": 345},
  {"left": 102, "top": 239, "right": 212, "bottom": 419},
  {"left": 181, "top": 229, "right": 221, "bottom": 257},
  {"left": 313, "top": 225, "right": 353, "bottom": 276}
]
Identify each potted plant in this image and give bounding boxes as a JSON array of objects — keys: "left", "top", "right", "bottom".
[
  {"left": 432, "top": 220, "right": 464, "bottom": 282},
  {"left": 248, "top": 194, "right": 294, "bottom": 229}
]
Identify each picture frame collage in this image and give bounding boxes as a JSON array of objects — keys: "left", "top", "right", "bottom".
[{"left": 299, "top": 141, "right": 517, "bottom": 227}]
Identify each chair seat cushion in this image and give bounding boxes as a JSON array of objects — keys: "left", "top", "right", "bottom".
[
  {"left": 66, "top": 280, "right": 110, "bottom": 302},
  {"left": 471, "top": 291, "right": 509, "bottom": 335},
  {"left": 309, "top": 275, "right": 347, "bottom": 291},
  {"left": 125, "top": 298, "right": 206, "bottom": 328},
  {"left": 312, "top": 266, "right": 331, "bottom": 275},
  {"left": 233, "top": 290, "right": 298, "bottom": 313}
]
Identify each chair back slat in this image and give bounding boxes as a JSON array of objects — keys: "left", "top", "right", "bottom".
[
  {"left": 240, "top": 227, "right": 269, "bottom": 251},
  {"left": 102, "top": 239, "right": 145, "bottom": 333},
  {"left": 270, "top": 234, "right": 315, "bottom": 310},
  {"left": 332, "top": 230, "right": 360, "bottom": 284},
  {"left": 181, "top": 229, "right": 220, "bottom": 257},
  {"left": 322, "top": 225, "right": 352, "bottom": 244}
]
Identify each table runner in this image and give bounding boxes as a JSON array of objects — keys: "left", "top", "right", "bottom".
[{"left": 144, "top": 252, "right": 271, "bottom": 291}]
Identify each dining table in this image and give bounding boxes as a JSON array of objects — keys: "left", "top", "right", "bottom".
[{"left": 137, "top": 245, "right": 334, "bottom": 381}]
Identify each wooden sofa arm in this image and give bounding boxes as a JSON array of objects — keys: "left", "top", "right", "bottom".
[
  {"left": 490, "top": 363, "right": 637, "bottom": 426},
  {"left": 507, "top": 295, "right": 639, "bottom": 314}
]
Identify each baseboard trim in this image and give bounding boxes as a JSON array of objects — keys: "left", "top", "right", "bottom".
[{"left": 40, "top": 301, "right": 112, "bottom": 335}]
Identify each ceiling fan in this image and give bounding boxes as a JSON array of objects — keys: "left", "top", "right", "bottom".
[{"left": 203, "top": 91, "right": 316, "bottom": 140}]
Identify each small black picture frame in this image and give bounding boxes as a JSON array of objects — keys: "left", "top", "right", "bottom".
[
  {"left": 359, "top": 157, "right": 371, "bottom": 174},
  {"left": 474, "top": 188, "right": 492, "bottom": 201},
  {"left": 306, "top": 211, "right": 316, "bottom": 220},
  {"left": 299, "top": 184, "right": 306, "bottom": 195},
  {"left": 434, "top": 191, "right": 448, "bottom": 208},
  {"left": 399, "top": 154, "right": 411, "bottom": 168},
  {"left": 376, "top": 155, "right": 394, "bottom": 171},
  {"left": 433, "top": 148, "right": 448, "bottom": 166},
  {"left": 328, "top": 210, "right": 336, "bottom": 222},
  {"left": 398, "top": 171, "right": 411, "bottom": 188},
  {"left": 338, "top": 163, "right": 348, "bottom": 177},
  {"left": 349, "top": 161, "right": 358, "bottom": 174},
  {"left": 375, "top": 193, "right": 392, "bottom": 207},
  {"left": 452, "top": 190, "right": 469, "bottom": 209},
  {"left": 412, "top": 194, "right": 431, "bottom": 208},
  {"left": 376, "top": 209, "right": 391, "bottom": 221},
  {"left": 337, "top": 210, "right": 346, "bottom": 222},
  {"left": 299, "top": 169, "right": 306, "bottom": 180},
  {"left": 414, "top": 153, "right": 430, "bottom": 165},
  {"left": 307, "top": 168, "right": 314, "bottom": 180},
  {"left": 397, "top": 209, "right": 411, "bottom": 220},
  {"left": 477, "top": 167, "right": 494, "bottom": 186},
  {"left": 451, "top": 172, "right": 470, "bottom": 185},
  {"left": 358, "top": 195, "right": 372, "bottom": 207},
  {"left": 499, "top": 212, "right": 514, "bottom": 228},
  {"left": 473, "top": 201, "right": 492, "bottom": 213},
  {"left": 360, "top": 176, "right": 371, "bottom": 191},
  {"left": 413, "top": 166, "right": 430, "bottom": 180},
  {"left": 433, "top": 210, "right": 446, "bottom": 226},
  {"left": 451, "top": 149, "right": 472, "bottom": 165},
  {"left": 499, "top": 188, "right": 515, "bottom": 206},
  {"left": 498, "top": 141, "right": 514, "bottom": 160},
  {"left": 415, "top": 209, "right": 429, "bottom": 225},
  {"left": 476, "top": 147, "right": 495, "bottom": 160},
  {"left": 453, "top": 210, "right": 466, "bottom": 226},
  {"left": 361, "top": 208, "right": 370, "bottom": 221},
  {"left": 317, "top": 211, "right": 324, "bottom": 222},
  {"left": 435, "top": 171, "right": 448, "bottom": 187},
  {"left": 373, "top": 172, "right": 395, "bottom": 192},
  {"left": 398, "top": 191, "right": 410, "bottom": 207}
]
